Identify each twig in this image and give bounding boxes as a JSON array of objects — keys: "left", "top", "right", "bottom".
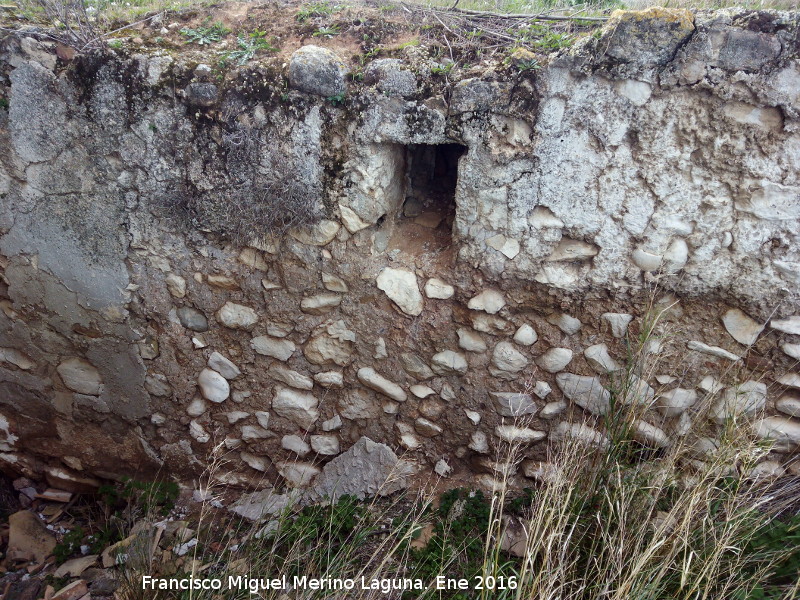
[{"left": 421, "top": 5, "right": 608, "bottom": 22}]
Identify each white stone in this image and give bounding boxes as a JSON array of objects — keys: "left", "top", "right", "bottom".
[
  {"left": 490, "top": 392, "right": 538, "bottom": 417},
  {"left": 467, "top": 289, "right": 506, "bottom": 314},
  {"left": 771, "top": 316, "right": 800, "bottom": 335},
  {"left": 226, "top": 411, "right": 250, "bottom": 424},
  {"left": 290, "top": 220, "right": 340, "bottom": 246},
  {"left": 471, "top": 313, "right": 512, "bottom": 335},
  {"left": 486, "top": 234, "right": 521, "bottom": 259},
  {"left": 431, "top": 351, "right": 469, "bottom": 376},
  {"left": 251, "top": 336, "right": 296, "bottom": 361},
  {"left": 440, "top": 383, "right": 456, "bottom": 401},
  {"left": 396, "top": 422, "right": 421, "bottom": 450},
  {"left": 187, "top": 398, "right": 207, "bottom": 417},
  {"left": 57, "top": 358, "right": 103, "bottom": 395},
  {"left": 338, "top": 389, "right": 381, "bottom": 420},
  {"left": 164, "top": 273, "right": 186, "bottom": 298},
  {"left": 532, "top": 381, "right": 552, "bottom": 399},
  {"left": 322, "top": 272, "right": 349, "bottom": 293},
  {"left": 198, "top": 368, "right": 229, "bottom": 403},
  {"left": 415, "top": 418, "right": 443, "bottom": 437},
  {"left": 261, "top": 279, "right": 281, "bottom": 291},
  {"left": 410, "top": 385, "right": 436, "bottom": 398},
  {"left": 539, "top": 401, "right": 566, "bottom": 419},
  {"left": 545, "top": 238, "right": 599, "bottom": 262},
  {"left": 255, "top": 411, "right": 270, "bottom": 430},
  {"left": 318, "top": 415, "right": 341, "bottom": 432},
  {"left": 434, "top": 459, "right": 452, "bottom": 477},
  {"left": 621, "top": 374, "right": 656, "bottom": 406},
  {"left": 215, "top": 302, "right": 258, "bottom": 330},
  {"left": 722, "top": 309, "right": 765, "bottom": 346},
  {"left": 469, "top": 430, "right": 489, "bottom": 453},
  {"left": 282, "top": 435, "right": 311, "bottom": 456},
  {"left": 550, "top": 422, "right": 608, "bottom": 449},
  {"left": 615, "top": 79, "right": 651, "bottom": 105},
  {"left": 241, "top": 425, "right": 270, "bottom": 441},
  {"left": 229, "top": 489, "right": 301, "bottom": 522},
  {"left": 633, "top": 420, "right": 670, "bottom": 448},
  {"left": 457, "top": 329, "right": 487, "bottom": 353},
  {"left": 314, "top": 371, "right": 344, "bottom": 388},
  {"left": 753, "top": 417, "right": 800, "bottom": 451},
  {"left": 277, "top": 462, "right": 321, "bottom": 487},
  {"left": 749, "top": 461, "right": 785, "bottom": 479},
  {"left": 271, "top": 387, "right": 320, "bottom": 429},
  {"left": 495, "top": 426, "right": 546, "bottom": 444},
  {"left": 376, "top": 268, "right": 423, "bottom": 316},
  {"left": 151, "top": 413, "right": 166, "bottom": 425},
  {"left": 357, "top": 367, "right": 407, "bottom": 402},
  {"left": 424, "top": 278, "right": 454, "bottom": 299},
  {"left": 513, "top": 324, "right": 538, "bottom": 346},
  {"left": 601, "top": 313, "right": 633, "bottom": 338},
  {"left": 655, "top": 388, "right": 697, "bottom": 417},
  {"left": 778, "top": 373, "right": 800, "bottom": 389},
  {"left": 776, "top": 393, "right": 800, "bottom": 418},
  {"left": 189, "top": 420, "right": 210, "bottom": 443},
  {"left": 465, "top": 409, "right": 481, "bottom": 425},
  {"left": 238, "top": 247, "right": 269, "bottom": 270},
  {"left": 304, "top": 322, "right": 354, "bottom": 367},
  {"left": 698, "top": 376, "right": 723, "bottom": 394},
  {"left": 0, "top": 348, "right": 35, "bottom": 370},
  {"left": 311, "top": 435, "right": 340, "bottom": 455},
  {"left": 687, "top": 341, "right": 740, "bottom": 361},
  {"left": 208, "top": 352, "right": 241, "bottom": 379},
  {"left": 535, "top": 347, "right": 573, "bottom": 373},
  {"left": 268, "top": 366, "right": 314, "bottom": 390},
  {"left": 491, "top": 342, "right": 528, "bottom": 373},
  {"left": 584, "top": 344, "right": 622, "bottom": 374},
  {"left": 781, "top": 343, "right": 800, "bottom": 360},
  {"left": 632, "top": 248, "right": 662, "bottom": 271},
  {"left": 710, "top": 381, "right": 767, "bottom": 423},
  {"left": 207, "top": 274, "right": 239, "bottom": 290},
  {"left": 556, "top": 373, "right": 611, "bottom": 415},
  {"left": 374, "top": 337, "right": 388, "bottom": 360},
  {"left": 241, "top": 452, "right": 270, "bottom": 472},
  {"left": 546, "top": 313, "right": 581, "bottom": 335},
  {"left": 301, "top": 293, "right": 342, "bottom": 315},
  {"left": 232, "top": 390, "right": 251, "bottom": 403},
  {"left": 663, "top": 238, "right": 689, "bottom": 272},
  {"left": 339, "top": 204, "right": 370, "bottom": 233}
]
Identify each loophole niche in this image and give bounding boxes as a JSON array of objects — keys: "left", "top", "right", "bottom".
[{"left": 394, "top": 143, "right": 467, "bottom": 252}]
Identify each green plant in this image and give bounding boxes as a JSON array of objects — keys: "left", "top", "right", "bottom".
[
  {"left": 296, "top": 1, "right": 341, "bottom": 22},
  {"left": 515, "top": 58, "right": 540, "bottom": 72},
  {"left": 107, "top": 38, "right": 123, "bottom": 49},
  {"left": 327, "top": 92, "right": 346, "bottom": 106},
  {"left": 0, "top": 98, "right": 8, "bottom": 110},
  {"left": 99, "top": 476, "right": 179, "bottom": 517},
  {"left": 224, "top": 32, "right": 280, "bottom": 65},
  {"left": 54, "top": 525, "right": 86, "bottom": 564},
  {"left": 430, "top": 62, "right": 454, "bottom": 76},
  {"left": 180, "top": 22, "right": 229, "bottom": 45},
  {"left": 313, "top": 25, "right": 340, "bottom": 38}
]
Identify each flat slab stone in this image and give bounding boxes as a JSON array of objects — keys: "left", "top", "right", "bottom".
[
  {"left": 309, "top": 437, "right": 414, "bottom": 501},
  {"left": 555, "top": 373, "right": 610, "bottom": 415}
]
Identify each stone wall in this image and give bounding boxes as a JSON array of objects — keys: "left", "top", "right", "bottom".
[{"left": 1, "top": 8, "right": 799, "bottom": 492}]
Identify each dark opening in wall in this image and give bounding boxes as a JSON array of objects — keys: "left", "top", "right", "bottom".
[{"left": 401, "top": 143, "right": 467, "bottom": 239}]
